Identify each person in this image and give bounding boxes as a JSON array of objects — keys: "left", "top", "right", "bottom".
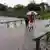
[
  {"left": 25, "top": 17, "right": 29, "bottom": 27},
  {"left": 26, "top": 11, "right": 37, "bottom": 22},
  {"left": 26, "top": 11, "right": 35, "bottom": 31},
  {"left": 26, "top": 11, "right": 38, "bottom": 28},
  {"left": 25, "top": 4, "right": 39, "bottom": 30}
]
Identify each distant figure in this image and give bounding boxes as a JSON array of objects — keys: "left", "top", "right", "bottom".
[
  {"left": 26, "top": 11, "right": 38, "bottom": 31},
  {"left": 25, "top": 17, "right": 29, "bottom": 27},
  {"left": 25, "top": 5, "right": 40, "bottom": 30},
  {"left": 26, "top": 11, "right": 38, "bottom": 22}
]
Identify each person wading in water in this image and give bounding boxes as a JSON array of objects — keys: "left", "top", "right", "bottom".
[{"left": 25, "top": 4, "right": 39, "bottom": 31}]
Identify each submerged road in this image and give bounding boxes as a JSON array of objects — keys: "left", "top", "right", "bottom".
[
  {"left": 0, "top": 23, "right": 25, "bottom": 50},
  {"left": 0, "top": 22, "right": 47, "bottom": 50},
  {"left": 0, "top": 17, "right": 48, "bottom": 50}
]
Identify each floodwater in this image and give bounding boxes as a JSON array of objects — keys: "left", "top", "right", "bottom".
[
  {"left": 0, "top": 17, "right": 48, "bottom": 50},
  {"left": 0, "top": 17, "right": 25, "bottom": 50}
]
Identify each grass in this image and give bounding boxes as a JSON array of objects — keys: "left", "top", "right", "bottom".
[{"left": 41, "top": 12, "right": 50, "bottom": 19}]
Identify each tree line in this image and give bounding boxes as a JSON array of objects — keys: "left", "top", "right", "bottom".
[{"left": 0, "top": 2, "right": 50, "bottom": 19}]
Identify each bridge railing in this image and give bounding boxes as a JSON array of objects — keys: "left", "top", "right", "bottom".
[{"left": 0, "top": 20, "right": 25, "bottom": 28}]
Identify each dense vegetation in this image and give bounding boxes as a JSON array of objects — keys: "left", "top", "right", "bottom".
[{"left": 0, "top": 2, "right": 50, "bottom": 19}]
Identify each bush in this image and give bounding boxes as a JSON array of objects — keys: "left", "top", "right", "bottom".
[{"left": 40, "top": 12, "right": 50, "bottom": 19}]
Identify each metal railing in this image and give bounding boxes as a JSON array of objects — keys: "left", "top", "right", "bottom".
[{"left": 0, "top": 20, "right": 25, "bottom": 28}]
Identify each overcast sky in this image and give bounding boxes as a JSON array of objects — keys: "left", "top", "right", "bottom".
[{"left": 0, "top": 0, "right": 50, "bottom": 7}]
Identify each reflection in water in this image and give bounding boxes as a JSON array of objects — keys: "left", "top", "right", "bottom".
[
  {"left": 7, "top": 20, "right": 25, "bottom": 28},
  {"left": 9, "top": 22, "right": 14, "bottom": 28},
  {"left": 0, "top": 20, "right": 25, "bottom": 28},
  {"left": 22, "top": 21, "right": 25, "bottom": 25},
  {"left": 0, "top": 20, "right": 25, "bottom": 50},
  {"left": 8, "top": 22, "right": 21, "bottom": 28},
  {"left": 16, "top": 21, "right": 21, "bottom": 27}
]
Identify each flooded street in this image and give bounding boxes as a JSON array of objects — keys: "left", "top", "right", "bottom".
[
  {"left": 0, "top": 23, "right": 25, "bottom": 50},
  {"left": 0, "top": 17, "right": 48, "bottom": 50},
  {"left": 0, "top": 17, "right": 25, "bottom": 50}
]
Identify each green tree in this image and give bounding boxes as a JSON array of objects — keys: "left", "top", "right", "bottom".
[
  {"left": 0, "top": 3, "right": 7, "bottom": 11},
  {"left": 27, "top": 3, "right": 40, "bottom": 11},
  {"left": 14, "top": 4, "right": 25, "bottom": 10}
]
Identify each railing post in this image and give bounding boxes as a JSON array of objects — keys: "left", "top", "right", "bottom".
[
  {"left": 21, "top": 20, "right": 22, "bottom": 24},
  {"left": 13, "top": 21, "right": 17, "bottom": 28},
  {"left": 7, "top": 22, "right": 9, "bottom": 28},
  {"left": 36, "top": 38, "right": 41, "bottom": 50}
]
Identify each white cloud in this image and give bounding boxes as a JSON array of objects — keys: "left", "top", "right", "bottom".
[
  {"left": 0, "top": 0, "right": 31, "bottom": 7},
  {"left": 34, "top": 0, "right": 47, "bottom": 4},
  {"left": 47, "top": 0, "right": 50, "bottom": 5},
  {"left": 34, "top": 0, "right": 41, "bottom": 4},
  {"left": 0, "top": 0, "right": 50, "bottom": 7}
]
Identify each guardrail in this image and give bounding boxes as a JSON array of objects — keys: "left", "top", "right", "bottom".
[
  {"left": 0, "top": 20, "right": 25, "bottom": 28},
  {"left": 0, "top": 20, "right": 24, "bottom": 23}
]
